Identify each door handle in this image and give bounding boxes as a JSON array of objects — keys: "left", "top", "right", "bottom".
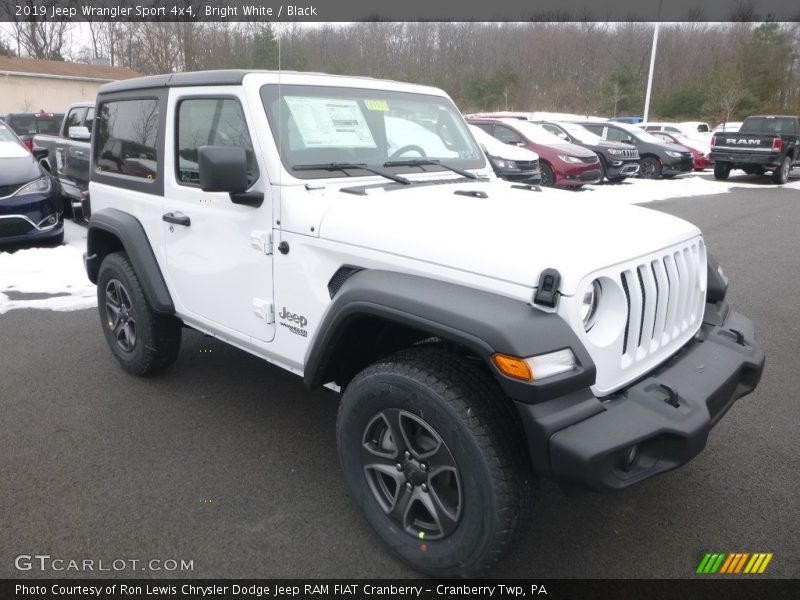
[{"left": 162, "top": 212, "right": 191, "bottom": 226}]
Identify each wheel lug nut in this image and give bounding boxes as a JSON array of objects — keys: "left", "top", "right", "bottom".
[
  {"left": 406, "top": 482, "right": 413, "bottom": 491},
  {"left": 404, "top": 451, "right": 411, "bottom": 459},
  {"left": 396, "top": 463, "right": 403, "bottom": 471},
  {"left": 421, "top": 483, "right": 428, "bottom": 492},
  {"left": 420, "top": 463, "right": 428, "bottom": 471}
]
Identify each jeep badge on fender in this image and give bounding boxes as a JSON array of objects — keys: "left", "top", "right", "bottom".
[{"left": 83, "top": 70, "right": 765, "bottom": 578}]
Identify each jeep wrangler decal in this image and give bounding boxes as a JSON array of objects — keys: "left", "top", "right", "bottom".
[{"left": 278, "top": 307, "right": 309, "bottom": 337}]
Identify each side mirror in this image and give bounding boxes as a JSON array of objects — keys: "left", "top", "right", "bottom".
[
  {"left": 32, "top": 147, "right": 49, "bottom": 161},
  {"left": 198, "top": 145, "right": 263, "bottom": 207},
  {"left": 69, "top": 126, "right": 91, "bottom": 141}
]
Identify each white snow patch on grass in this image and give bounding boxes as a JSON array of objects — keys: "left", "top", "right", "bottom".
[{"left": 0, "top": 221, "right": 96, "bottom": 315}]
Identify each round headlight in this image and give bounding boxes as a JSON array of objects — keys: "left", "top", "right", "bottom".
[{"left": 581, "top": 279, "right": 602, "bottom": 331}]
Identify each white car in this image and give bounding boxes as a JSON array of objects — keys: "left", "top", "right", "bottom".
[
  {"left": 468, "top": 123, "right": 541, "bottom": 183},
  {"left": 84, "top": 70, "right": 764, "bottom": 578},
  {"left": 712, "top": 121, "right": 743, "bottom": 133},
  {"left": 642, "top": 121, "right": 711, "bottom": 142}
]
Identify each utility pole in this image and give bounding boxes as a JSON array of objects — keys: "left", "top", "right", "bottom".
[{"left": 643, "top": 22, "right": 659, "bottom": 123}]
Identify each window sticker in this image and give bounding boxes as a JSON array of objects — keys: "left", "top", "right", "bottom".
[
  {"left": 365, "top": 99, "right": 390, "bottom": 112},
  {"left": 284, "top": 96, "right": 376, "bottom": 148}
]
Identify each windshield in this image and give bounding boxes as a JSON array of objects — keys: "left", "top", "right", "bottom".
[
  {"left": 557, "top": 122, "right": 602, "bottom": 144},
  {"left": 6, "top": 115, "right": 60, "bottom": 136},
  {"left": 616, "top": 123, "right": 665, "bottom": 144},
  {"left": 261, "top": 84, "right": 485, "bottom": 179},
  {"left": 741, "top": 116, "right": 798, "bottom": 135},
  {"left": 0, "top": 122, "right": 23, "bottom": 145},
  {"left": 511, "top": 120, "right": 568, "bottom": 145}
]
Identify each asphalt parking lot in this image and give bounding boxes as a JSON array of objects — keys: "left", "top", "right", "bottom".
[{"left": 1, "top": 179, "right": 798, "bottom": 579}]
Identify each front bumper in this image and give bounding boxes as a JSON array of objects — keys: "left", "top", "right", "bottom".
[
  {"left": 555, "top": 162, "right": 602, "bottom": 186},
  {"left": 0, "top": 189, "right": 64, "bottom": 245},
  {"left": 605, "top": 158, "right": 640, "bottom": 178},
  {"left": 515, "top": 303, "right": 764, "bottom": 492},
  {"left": 662, "top": 155, "right": 694, "bottom": 174}
]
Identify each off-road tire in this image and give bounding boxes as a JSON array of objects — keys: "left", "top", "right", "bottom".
[
  {"left": 714, "top": 162, "right": 731, "bottom": 180},
  {"left": 97, "top": 252, "right": 181, "bottom": 375},
  {"left": 772, "top": 156, "right": 791, "bottom": 185},
  {"left": 337, "top": 347, "right": 532, "bottom": 577}
]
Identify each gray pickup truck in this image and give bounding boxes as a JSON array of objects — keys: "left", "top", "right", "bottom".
[
  {"left": 33, "top": 102, "right": 94, "bottom": 220},
  {"left": 710, "top": 115, "right": 800, "bottom": 184}
]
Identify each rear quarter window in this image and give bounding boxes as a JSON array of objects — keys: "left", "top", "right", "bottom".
[{"left": 95, "top": 98, "right": 159, "bottom": 181}]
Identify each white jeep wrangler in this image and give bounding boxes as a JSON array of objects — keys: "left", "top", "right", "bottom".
[{"left": 84, "top": 71, "right": 764, "bottom": 577}]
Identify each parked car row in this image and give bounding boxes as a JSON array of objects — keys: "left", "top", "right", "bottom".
[{"left": 467, "top": 112, "right": 697, "bottom": 186}]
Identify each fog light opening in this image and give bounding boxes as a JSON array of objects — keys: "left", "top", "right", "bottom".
[{"left": 621, "top": 444, "right": 640, "bottom": 472}]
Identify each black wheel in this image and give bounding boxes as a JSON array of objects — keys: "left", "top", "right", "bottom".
[
  {"left": 714, "top": 162, "right": 731, "bottom": 180},
  {"left": 772, "top": 156, "right": 791, "bottom": 185},
  {"left": 337, "top": 347, "right": 531, "bottom": 577},
  {"left": 639, "top": 156, "right": 662, "bottom": 179},
  {"left": 539, "top": 161, "right": 555, "bottom": 186},
  {"left": 97, "top": 252, "right": 181, "bottom": 375}
]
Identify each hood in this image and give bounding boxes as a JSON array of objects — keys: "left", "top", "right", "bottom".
[
  {"left": 487, "top": 143, "right": 539, "bottom": 162},
  {"left": 318, "top": 179, "right": 700, "bottom": 294},
  {"left": 0, "top": 141, "right": 41, "bottom": 188},
  {"left": 540, "top": 142, "right": 597, "bottom": 158},
  {"left": 659, "top": 141, "right": 692, "bottom": 153}
]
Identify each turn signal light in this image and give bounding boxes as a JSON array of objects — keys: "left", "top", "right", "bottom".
[{"left": 491, "top": 353, "right": 533, "bottom": 381}]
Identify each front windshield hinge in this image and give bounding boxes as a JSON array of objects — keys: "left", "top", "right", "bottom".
[{"left": 251, "top": 230, "right": 273, "bottom": 255}]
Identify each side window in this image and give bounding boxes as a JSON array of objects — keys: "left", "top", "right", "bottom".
[
  {"left": 541, "top": 124, "right": 562, "bottom": 137},
  {"left": 474, "top": 123, "right": 495, "bottom": 136},
  {"left": 605, "top": 127, "right": 630, "bottom": 143},
  {"left": 95, "top": 99, "right": 159, "bottom": 180},
  {"left": 84, "top": 107, "right": 95, "bottom": 134},
  {"left": 176, "top": 98, "right": 259, "bottom": 187},
  {"left": 493, "top": 125, "right": 523, "bottom": 144},
  {"left": 64, "top": 108, "right": 86, "bottom": 134}
]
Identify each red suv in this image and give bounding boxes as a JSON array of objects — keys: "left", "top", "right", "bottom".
[{"left": 467, "top": 117, "right": 602, "bottom": 187}]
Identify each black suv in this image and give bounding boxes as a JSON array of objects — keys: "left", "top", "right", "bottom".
[
  {"left": 536, "top": 120, "right": 640, "bottom": 182},
  {"left": 575, "top": 121, "right": 693, "bottom": 179}
]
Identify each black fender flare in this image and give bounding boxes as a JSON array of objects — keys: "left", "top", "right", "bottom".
[
  {"left": 85, "top": 208, "right": 174, "bottom": 314},
  {"left": 304, "top": 269, "right": 596, "bottom": 403}
]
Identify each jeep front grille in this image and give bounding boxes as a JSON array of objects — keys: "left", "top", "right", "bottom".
[
  {"left": 622, "top": 149, "right": 638, "bottom": 158},
  {"left": 619, "top": 239, "right": 706, "bottom": 369}
]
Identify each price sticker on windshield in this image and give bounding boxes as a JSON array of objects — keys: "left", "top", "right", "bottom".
[{"left": 365, "top": 100, "right": 390, "bottom": 111}]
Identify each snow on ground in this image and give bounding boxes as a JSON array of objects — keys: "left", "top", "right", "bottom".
[
  {"left": 0, "top": 170, "right": 797, "bottom": 315},
  {"left": 574, "top": 169, "right": 800, "bottom": 204},
  {"left": 0, "top": 220, "right": 96, "bottom": 314}
]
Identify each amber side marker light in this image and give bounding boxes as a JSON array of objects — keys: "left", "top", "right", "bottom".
[
  {"left": 492, "top": 349, "right": 578, "bottom": 382},
  {"left": 491, "top": 353, "right": 534, "bottom": 381}
]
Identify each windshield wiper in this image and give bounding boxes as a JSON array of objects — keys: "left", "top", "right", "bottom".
[
  {"left": 382, "top": 158, "right": 480, "bottom": 180},
  {"left": 292, "top": 162, "right": 411, "bottom": 185}
]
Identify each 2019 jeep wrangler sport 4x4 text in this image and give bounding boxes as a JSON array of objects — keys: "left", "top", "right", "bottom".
[{"left": 84, "top": 70, "right": 765, "bottom": 578}]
